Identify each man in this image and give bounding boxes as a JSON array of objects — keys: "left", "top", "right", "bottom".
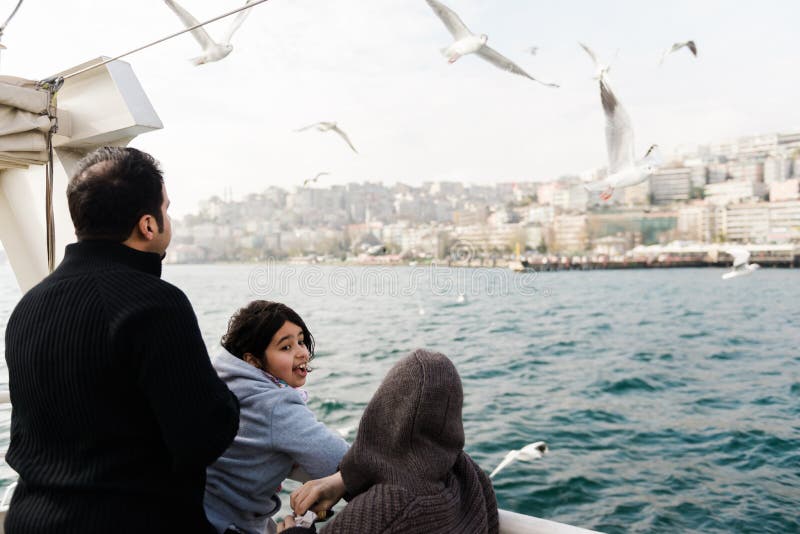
[{"left": 4, "top": 147, "right": 240, "bottom": 533}]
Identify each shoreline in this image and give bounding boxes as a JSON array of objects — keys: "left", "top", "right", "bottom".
[{"left": 162, "top": 258, "right": 800, "bottom": 270}]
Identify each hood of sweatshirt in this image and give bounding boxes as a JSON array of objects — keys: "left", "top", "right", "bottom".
[{"left": 340, "top": 349, "right": 465, "bottom": 496}]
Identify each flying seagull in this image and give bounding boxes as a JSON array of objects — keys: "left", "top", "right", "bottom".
[
  {"left": 526, "top": 46, "right": 539, "bottom": 56},
  {"left": 303, "top": 172, "right": 330, "bottom": 187},
  {"left": 424, "top": 0, "right": 558, "bottom": 88},
  {"left": 584, "top": 78, "right": 659, "bottom": 201},
  {"left": 659, "top": 40, "right": 697, "bottom": 66},
  {"left": 722, "top": 247, "right": 760, "bottom": 280},
  {"left": 296, "top": 122, "right": 358, "bottom": 154},
  {"left": 489, "top": 441, "right": 549, "bottom": 479},
  {"left": 579, "top": 42, "right": 616, "bottom": 82},
  {"left": 163, "top": 0, "right": 256, "bottom": 65},
  {"left": 0, "top": 0, "right": 25, "bottom": 53}
]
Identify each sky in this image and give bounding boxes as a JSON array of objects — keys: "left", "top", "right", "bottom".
[{"left": 3, "top": 0, "right": 800, "bottom": 216}]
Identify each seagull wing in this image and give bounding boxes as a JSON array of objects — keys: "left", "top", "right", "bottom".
[
  {"left": 332, "top": 126, "right": 358, "bottom": 153},
  {"left": 600, "top": 78, "right": 636, "bottom": 174},
  {"left": 518, "top": 441, "right": 549, "bottom": 461},
  {"left": 476, "top": 46, "right": 559, "bottom": 87},
  {"left": 221, "top": 0, "right": 255, "bottom": 45},
  {"left": 579, "top": 42, "right": 599, "bottom": 68},
  {"left": 725, "top": 247, "right": 750, "bottom": 269},
  {"left": 163, "top": 0, "right": 217, "bottom": 50},
  {"left": 0, "top": 0, "right": 24, "bottom": 32},
  {"left": 584, "top": 179, "right": 611, "bottom": 192},
  {"left": 295, "top": 122, "right": 323, "bottom": 132},
  {"left": 658, "top": 47, "right": 671, "bottom": 66},
  {"left": 686, "top": 40, "right": 698, "bottom": 57},
  {"left": 489, "top": 450, "right": 519, "bottom": 479},
  {"left": 425, "top": 0, "right": 472, "bottom": 40}
]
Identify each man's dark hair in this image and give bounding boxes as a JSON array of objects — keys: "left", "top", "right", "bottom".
[
  {"left": 67, "top": 147, "right": 164, "bottom": 241},
  {"left": 222, "top": 301, "right": 315, "bottom": 362}
]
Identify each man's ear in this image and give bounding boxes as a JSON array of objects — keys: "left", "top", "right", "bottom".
[{"left": 137, "top": 214, "right": 156, "bottom": 240}]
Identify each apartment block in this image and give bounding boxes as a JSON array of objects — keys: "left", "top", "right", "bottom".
[
  {"left": 677, "top": 203, "right": 719, "bottom": 242},
  {"left": 650, "top": 167, "right": 692, "bottom": 205},
  {"left": 705, "top": 179, "right": 767, "bottom": 206}
]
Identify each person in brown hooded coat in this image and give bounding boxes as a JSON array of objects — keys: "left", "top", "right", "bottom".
[{"left": 279, "top": 349, "right": 499, "bottom": 534}]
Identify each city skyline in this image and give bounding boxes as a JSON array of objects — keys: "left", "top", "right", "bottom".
[
  {"left": 4, "top": 1, "right": 800, "bottom": 216},
  {"left": 165, "top": 127, "right": 800, "bottom": 264}
]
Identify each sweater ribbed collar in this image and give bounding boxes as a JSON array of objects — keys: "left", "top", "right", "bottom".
[{"left": 59, "top": 240, "right": 163, "bottom": 278}]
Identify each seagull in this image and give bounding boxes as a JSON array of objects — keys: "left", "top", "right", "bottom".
[
  {"left": 163, "top": 0, "right": 256, "bottom": 65},
  {"left": 526, "top": 46, "right": 539, "bottom": 56},
  {"left": 0, "top": 0, "right": 24, "bottom": 59},
  {"left": 584, "top": 78, "right": 659, "bottom": 201},
  {"left": 489, "top": 441, "right": 549, "bottom": 479},
  {"left": 296, "top": 122, "right": 358, "bottom": 154},
  {"left": 303, "top": 172, "right": 330, "bottom": 187},
  {"left": 722, "top": 247, "right": 760, "bottom": 280},
  {"left": 424, "top": 0, "right": 558, "bottom": 88},
  {"left": 659, "top": 40, "right": 697, "bottom": 66},
  {"left": 579, "top": 42, "right": 616, "bottom": 82}
]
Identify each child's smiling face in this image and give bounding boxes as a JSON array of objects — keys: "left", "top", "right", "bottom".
[{"left": 262, "top": 320, "right": 310, "bottom": 387}]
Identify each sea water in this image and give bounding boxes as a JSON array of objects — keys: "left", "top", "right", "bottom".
[{"left": 0, "top": 263, "right": 798, "bottom": 533}]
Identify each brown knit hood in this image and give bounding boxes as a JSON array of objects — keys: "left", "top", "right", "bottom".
[{"left": 341, "top": 349, "right": 465, "bottom": 497}]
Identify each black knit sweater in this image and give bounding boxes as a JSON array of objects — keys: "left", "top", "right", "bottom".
[{"left": 3, "top": 240, "right": 240, "bottom": 533}]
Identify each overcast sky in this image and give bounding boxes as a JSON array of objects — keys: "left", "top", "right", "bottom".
[{"left": 4, "top": 0, "right": 800, "bottom": 216}]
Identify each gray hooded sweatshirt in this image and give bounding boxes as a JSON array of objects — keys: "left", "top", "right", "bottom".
[
  {"left": 204, "top": 349, "right": 349, "bottom": 534},
  {"left": 283, "top": 349, "right": 499, "bottom": 534}
]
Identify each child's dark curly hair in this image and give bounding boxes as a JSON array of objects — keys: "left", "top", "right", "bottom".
[{"left": 221, "top": 301, "right": 315, "bottom": 361}]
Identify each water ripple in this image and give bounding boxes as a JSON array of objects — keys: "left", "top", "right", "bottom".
[{"left": 0, "top": 265, "right": 798, "bottom": 533}]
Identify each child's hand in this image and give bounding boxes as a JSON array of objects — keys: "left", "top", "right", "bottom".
[
  {"left": 290, "top": 471, "right": 346, "bottom": 517},
  {"left": 276, "top": 515, "right": 296, "bottom": 532}
]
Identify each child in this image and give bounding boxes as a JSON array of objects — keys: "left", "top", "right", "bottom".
[
  {"left": 277, "top": 349, "right": 499, "bottom": 534},
  {"left": 204, "top": 301, "right": 349, "bottom": 534}
]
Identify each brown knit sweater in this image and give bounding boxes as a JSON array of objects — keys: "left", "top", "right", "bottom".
[{"left": 287, "top": 349, "right": 499, "bottom": 534}]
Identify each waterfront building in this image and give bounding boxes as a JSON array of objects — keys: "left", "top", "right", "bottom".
[
  {"left": 720, "top": 203, "right": 770, "bottom": 242},
  {"left": 525, "top": 225, "right": 544, "bottom": 250},
  {"left": 687, "top": 162, "right": 709, "bottom": 189},
  {"left": 452, "top": 223, "right": 525, "bottom": 254},
  {"left": 705, "top": 179, "right": 767, "bottom": 206},
  {"left": 768, "top": 200, "right": 800, "bottom": 242},
  {"left": 770, "top": 178, "right": 800, "bottom": 202},
  {"left": 764, "top": 154, "right": 793, "bottom": 184},
  {"left": 551, "top": 181, "right": 589, "bottom": 212},
  {"left": 707, "top": 161, "right": 728, "bottom": 184},
  {"left": 587, "top": 209, "right": 677, "bottom": 245},
  {"left": 453, "top": 204, "right": 489, "bottom": 226},
  {"left": 536, "top": 181, "right": 558, "bottom": 205},
  {"left": 677, "top": 203, "right": 719, "bottom": 243},
  {"left": 526, "top": 205, "right": 555, "bottom": 225},
  {"left": 428, "top": 181, "right": 464, "bottom": 197},
  {"left": 650, "top": 167, "right": 692, "bottom": 205},
  {"left": 399, "top": 225, "right": 448, "bottom": 258},
  {"left": 549, "top": 214, "right": 589, "bottom": 253},
  {"left": 726, "top": 158, "right": 764, "bottom": 184},
  {"left": 592, "top": 234, "right": 636, "bottom": 257}
]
